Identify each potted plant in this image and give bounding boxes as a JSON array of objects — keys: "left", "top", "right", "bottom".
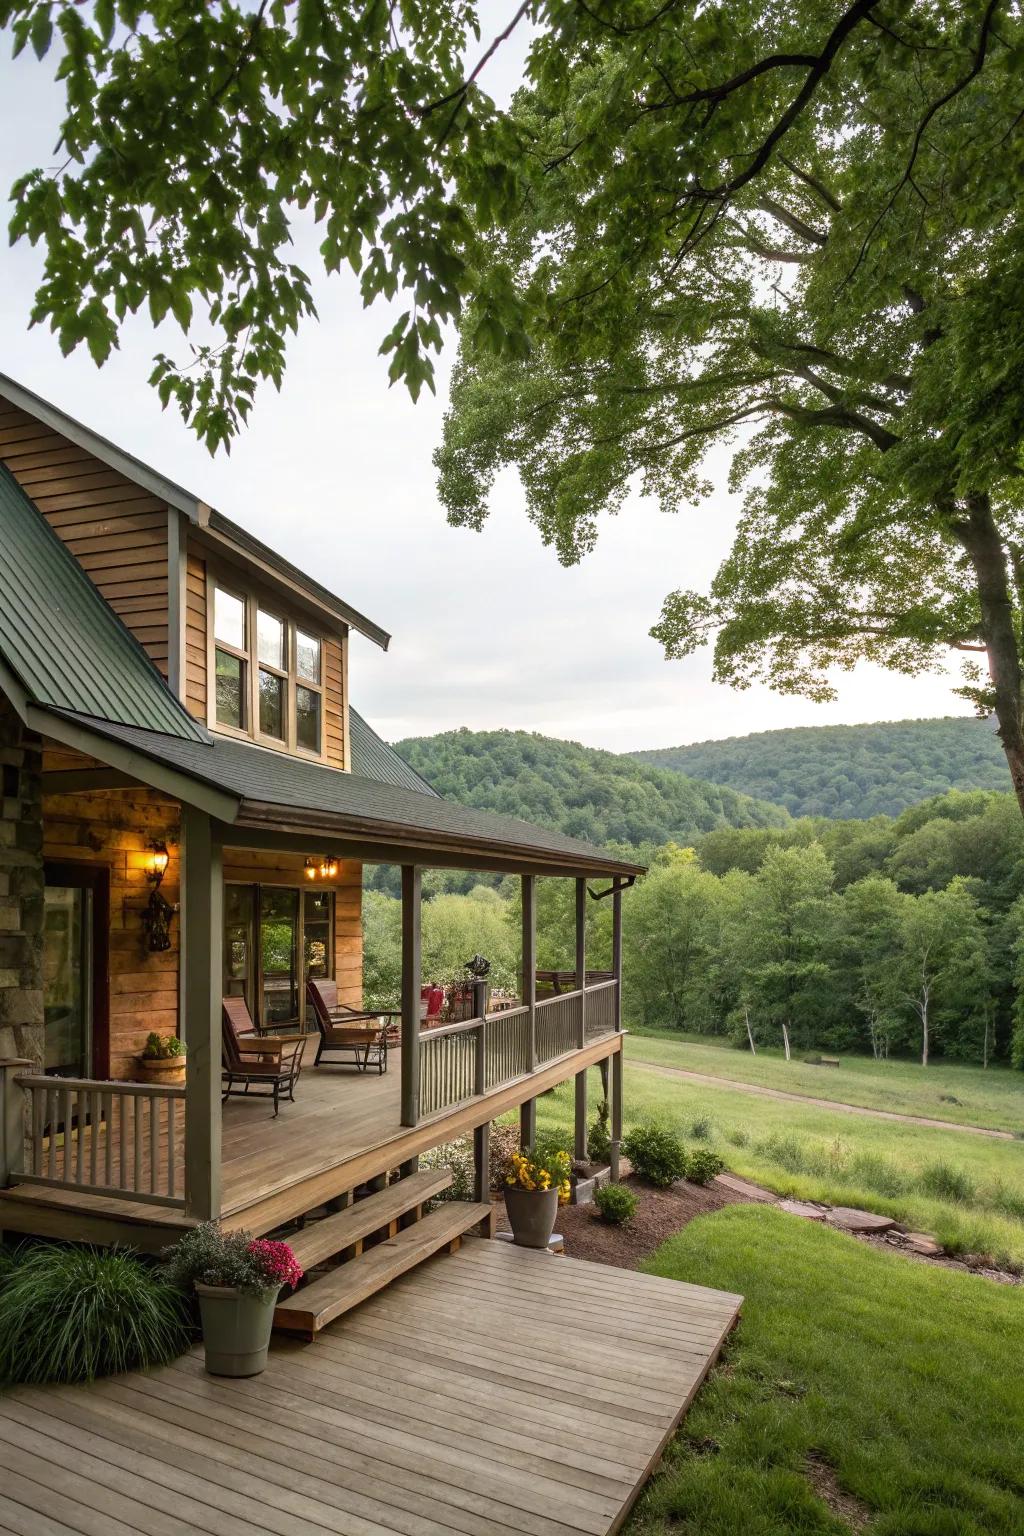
[
  {"left": 137, "top": 1032, "right": 187, "bottom": 1085},
  {"left": 504, "top": 1138, "right": 572, "bottom": 1249},
  {"left": 162, "top": 1223, "right": 303, "bottom": 1377}
]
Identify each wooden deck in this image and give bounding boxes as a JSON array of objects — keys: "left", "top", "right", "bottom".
[
  {"left": 0, "top": 1237, "right": 742, "bottom": 1536},
  {"left": 0, "top": 1032, "right": 624, "bottom": 1245}
]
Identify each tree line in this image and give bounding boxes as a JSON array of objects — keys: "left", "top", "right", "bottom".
[{"left": 364, "top": 785, "right": 1024, "bottom": 1068}]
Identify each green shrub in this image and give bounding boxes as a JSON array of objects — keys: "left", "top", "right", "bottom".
[
  {"left": 594, "top": 1183, "right": 638, "bottom": 1226},
  {"left": 690, "top": 1113, "right": 714, "bottom": 1141},
  {"left": 587, "top": 1099, "right": 612, "bottom": 1164},
  {"left": 920, "top": 1161, "right": 977, "bottom": 1204},
  {"left": 419, "top": 1138, "right": 474, "bottom": 1202},
  {"left": 0, "top": 1244, "right": 191, "bottom": 1385},
  {"left": 685, "top": 1147, "right": 725, "bottom": 1185},
  {"left": 623, "top": 1121, "right": 688, "bottom": 1187},
  {"left": 728, "top": 1127, "right": 750, "bottom": 1148}
]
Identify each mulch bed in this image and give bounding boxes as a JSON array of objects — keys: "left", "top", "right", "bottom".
[{"left": 496, "top": 1173, "right": 751, "bottom": 1269}]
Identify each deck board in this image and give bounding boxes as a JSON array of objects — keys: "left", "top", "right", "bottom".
[{"left": 0, "top": 1238, "right": 741, "bottom": 1536}]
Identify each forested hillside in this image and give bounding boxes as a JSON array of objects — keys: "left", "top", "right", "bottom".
[
  {"left": 632, "top": 717, "right": 1009, "bottom": 819},
  {"left": 395, "top": 728, "right": 789, "bottom": 846}
]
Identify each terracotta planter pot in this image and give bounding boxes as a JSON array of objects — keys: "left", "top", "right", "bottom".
[
  {"left": 136, "top": 1053, "right": 186, "bottom": 1086},
  {"left": 504, "top": 1184, "right": 559, "bottom": 1249},
  {"left": 195, "top": 1283, "right": 280, "bottom": 1377}
]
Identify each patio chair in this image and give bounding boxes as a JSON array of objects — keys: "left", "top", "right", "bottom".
[
  {"left": 221, "top": 998, "right": 304, "bottom": 1115},
  {"left": 305, "top": 978, "right": 396, "bottom": 1073}
]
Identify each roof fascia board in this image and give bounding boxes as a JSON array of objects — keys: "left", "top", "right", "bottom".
[
  {"left": 0, "top": 656, "right": 31, "bottom": 726},
  {"left": 203, "top": 515, "right": 390, "bottom": 651},
  {"left": 0, "top": 374, "right": 200, "bottom": 520},
  {"left": 227, "top": 810, "right": 645, "bottom": 879},
  {"left": 30, "top": 707, "right": 241, "bottom": 822}
]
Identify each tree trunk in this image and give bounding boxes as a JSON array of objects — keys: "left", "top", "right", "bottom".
[
  {"left": 953, "top": 494, "right": 1024, "bottom": 817},
  {"left": 781, "top": 1021, "right": 791, "bottom": 1061},
  {"left": 744, "top": 1003, "right": 757, "bottom": 1055},
  {"left": 920, "top": 998, "right": 929, "bottom": 1067}
]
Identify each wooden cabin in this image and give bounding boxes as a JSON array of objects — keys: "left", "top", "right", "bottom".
[{"left": 0, "top": 373, "right": 640, "bottom": 1303}]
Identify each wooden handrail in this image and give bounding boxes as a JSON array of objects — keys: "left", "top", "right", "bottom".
[
  {"left": 16, "top": 1074, "right": 184, "bottom": 1099},
  {"left": 417, "top": 1016, "right": 485, "bottom": 1043}
]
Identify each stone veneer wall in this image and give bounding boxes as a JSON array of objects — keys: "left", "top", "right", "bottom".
[{"left": 0, "top": 696, "right": 44, "bottom": 1069}]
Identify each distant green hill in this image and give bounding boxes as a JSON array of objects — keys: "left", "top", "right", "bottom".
[
  {"left": 395, "top": 728, "right": 790, "bottom": 847},
  {"left": 632, "top": 717, "right": 1009, "bottom": 820}
]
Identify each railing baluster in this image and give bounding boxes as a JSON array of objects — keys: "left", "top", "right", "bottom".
[
  {"left": 150, "top": 1093, "right": 160, "bottom": 1194},
  {"left": 167, "top": 1094, "right": 176, "bottom": 1199},
  {"left": 134, "top": 1096, "right": 144, "bottom": 1192},
  {"left": 75, "top": 1089, "right": 86, "bottom": 1185},
  {"left": 103, "top": 1091, "right": 113, "bottom": 1188},
  {"left": 32, "top": 1087, "right": 44, "bottom": 1177},
  {"left": 46, "top": 1086, "right": 57, "bottom": 1180},
  {"left": 119, "top": 1092, "right": 128, "bottom": 1189},
  {"left": 88, "top": 1090, "right": 99, "bottom": 1186}
]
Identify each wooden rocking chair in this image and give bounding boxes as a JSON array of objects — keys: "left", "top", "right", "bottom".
[
  {"left": 305, "top": 979, "right": 397, "bottom": 1073},
  {"left": 221, "top": 998, "right": 304, "bottom": 1115}
]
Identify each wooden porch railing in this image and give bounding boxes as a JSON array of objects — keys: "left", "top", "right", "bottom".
[
  {"left": 536, "top": 990, "right": 583, "bottom": 1063},
  {"left": 583, "top": 977, "right": 618, "bottom": 1039},
  {"left": 418, "top": 980, "right": 619, "bottom": 1117},
  {"left": 16, "top": 1075, "right": 187, "bottom": 1209}
]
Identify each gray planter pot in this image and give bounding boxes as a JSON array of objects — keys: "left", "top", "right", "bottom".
[
  {"left": 195, "top": 1282, "right": 280, "bottom": 1377},
  {"left": 504, "top": 1185, "right": 559, "bottom": 1249}
]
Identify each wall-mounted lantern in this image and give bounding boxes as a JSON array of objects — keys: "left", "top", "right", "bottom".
[{"left": 142, "top": 839, "right": 175, "bottom": 952}]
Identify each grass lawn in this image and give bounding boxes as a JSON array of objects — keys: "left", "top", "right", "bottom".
[
  {"left": 627, "top": 1030, "right": 1024, "bottom": 1134},
  {"left": 533, "top": 1064, "right": 1024, "bottom": 1266},
  {"left": 626, "top": 1205, "right": 1024, "bottom": 1536}
]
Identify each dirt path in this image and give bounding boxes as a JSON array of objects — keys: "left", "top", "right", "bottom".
[{"left": 631, "top": 1061, "right": 1016, "bottom": 1140}]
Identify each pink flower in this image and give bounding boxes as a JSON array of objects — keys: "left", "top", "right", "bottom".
[{"left": 248, "top": 1238, "right": 303, "bottom": 1290}]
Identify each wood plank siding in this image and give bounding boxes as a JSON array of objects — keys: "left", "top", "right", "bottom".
[
  {"left": 0, "top": 401, "right": 170, "bottom": 675},
  {"left": 40, "top": 768, "right": 362, "bottom": 1080},
  {"left": 184, "top": 550, "right": 208, "bottom": 720}
]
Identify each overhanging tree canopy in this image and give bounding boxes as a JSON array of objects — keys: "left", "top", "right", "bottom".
[{"left": 433, "top": 0, "right": 1024, "bottom": 812}]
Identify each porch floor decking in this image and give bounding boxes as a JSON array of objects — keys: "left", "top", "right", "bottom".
[{"left": 0, "top": 1237, "right": 742, "bottom": 1536}]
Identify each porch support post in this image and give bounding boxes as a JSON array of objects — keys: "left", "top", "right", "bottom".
[
  {"left": 522, "top": 874, "right": 536, "bottom": 1072},
  {"left": 182, "top": 806, "right": 223, "bottom": 1222},
  {"left": 0, "top": 1059, "right": 31, "bottom": 1188},
  {"left": 473, "top": 1120, "right": 490, "bottom": 1204},
  {"left": 400, "top": 865, "right": 421, "bottom": 1128},
  {"left": 574, "top": 1070, "right": 588, "bottom": 1163},
  {"left": 610, "top": 1044, "right": 623, "bottom": 1183},
  {"left": 575, "top": 877, "right": 586, "bottom": 1049},
  {"left": 520, "top": 1096, "right": 536, "bottom": 1150},
  {"left": 612, "top": 886, "right": 623, "bottom": 1033}
]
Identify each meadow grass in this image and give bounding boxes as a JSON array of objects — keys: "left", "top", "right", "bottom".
[
  {"left": 626, "top": 1030, "right": 1024, "bottom": 1133},
  {"left": 533, "top": 1064, "right": 1024, "bottom": 1266},
  {"left": 626, "top": 1205, "right": 1023, "bottom": 1536}
]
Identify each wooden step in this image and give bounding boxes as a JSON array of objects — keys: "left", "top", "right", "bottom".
[
  {"left": 274, "top": 1201, "right": 495, "bottom": 1337},
  {"left": 286, "top": 1168, "right": 454, "bottom": 1271}
]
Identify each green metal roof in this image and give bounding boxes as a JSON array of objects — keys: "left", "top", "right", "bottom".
[
  {"left": 52, "top": 712, "right": 645, "bottom": 876},
  {"left": 0, "top": 465, "right": 206, "bottom": 741},
  {"left": 349, "top": 708, "right": 438, "bottom": 796}
]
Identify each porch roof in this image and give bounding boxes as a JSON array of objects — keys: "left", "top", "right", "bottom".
[{"left": 45, "top": 708, "right": 645, "bottom": 877}]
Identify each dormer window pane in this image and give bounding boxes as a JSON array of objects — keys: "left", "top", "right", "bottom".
[
  {"left": 215, "top": 649, "right": 245, "bottom": 728},
  {"left": 214, "top": 587, "right": 246, "bottom": 649},
  {"left": 258, "top": 669, "right": 285, "bottom": 739},
  {"left": 296, "top": 685, "right": 321, "bottom": 753},
  {"left": 257, "top": 609, "right": 284, "bottom": 670},
  {"left": 296, "top": 629, "right": 320, "bottom": 684}
]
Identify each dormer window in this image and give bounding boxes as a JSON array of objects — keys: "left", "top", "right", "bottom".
[{"left": 210, "top": 577, "right": 325, "bottom": 757}]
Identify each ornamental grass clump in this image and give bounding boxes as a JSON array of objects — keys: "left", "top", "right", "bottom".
[
  {"left": 163, "top": 1222, "right": 303, "bottom": 1295},
  {"left": 0, "top": 1244, "right": 192, "bottom": 1385}
]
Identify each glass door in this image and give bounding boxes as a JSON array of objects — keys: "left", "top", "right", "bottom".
[
  {"left": 260, "top": 887, "right": 300, "bottom": 1026},
  {"left": 42, "top": 861, "right": 110, "bottom": 1079},
  {"left": 224, "top": 885, "right": 256, "bottom": 1016}
]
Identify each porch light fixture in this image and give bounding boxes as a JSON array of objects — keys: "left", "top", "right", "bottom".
[
  {"left": 305, "top": 855, "right": 339, "bottom": 881},
  {"left": 142, "top": 841, "right": 175, "bottom": 953},
  {"left": 146, "top": 841, "right": 170, "bottom": 884}
]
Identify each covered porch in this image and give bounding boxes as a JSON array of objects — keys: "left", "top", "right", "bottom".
[{"left": 0, "top": 708, "right": 641, "bottom": 1246}]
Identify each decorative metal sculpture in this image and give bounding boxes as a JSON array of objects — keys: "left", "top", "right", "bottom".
[{"left": 464, "top": 954, "right": 491, "bottom": 979}]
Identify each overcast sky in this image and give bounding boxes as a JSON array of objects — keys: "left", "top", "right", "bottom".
[{"left": 0, "top": 31, "right": 969, "bottom": 754}]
